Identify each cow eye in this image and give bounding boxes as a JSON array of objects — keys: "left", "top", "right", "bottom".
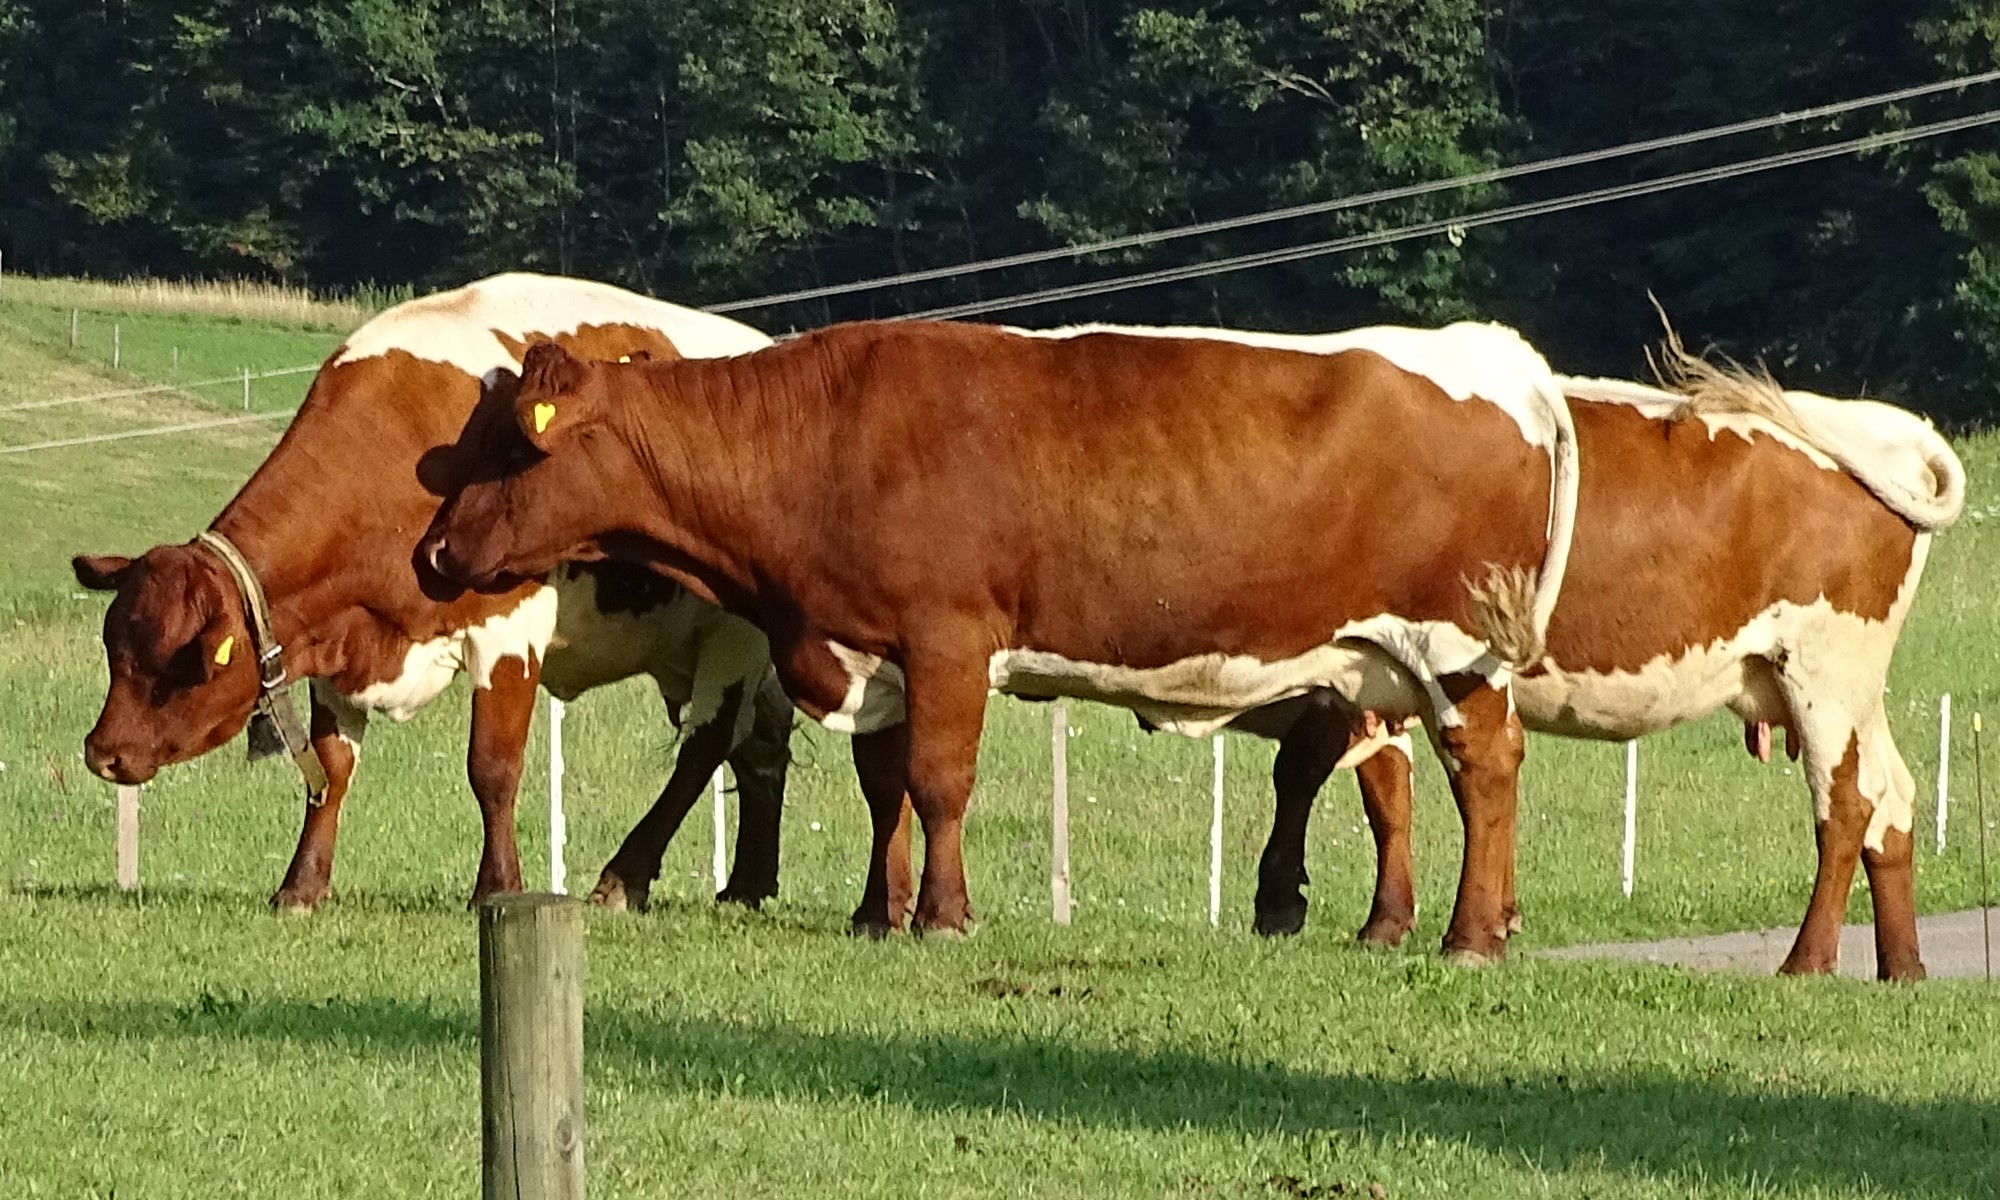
[{"left": 152, "top": 638, "right": 210, "bottom": 702}]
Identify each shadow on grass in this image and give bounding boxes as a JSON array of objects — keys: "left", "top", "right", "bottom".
[{"left": 4, "top": 991, "right": 1990, "bottom": 1197}]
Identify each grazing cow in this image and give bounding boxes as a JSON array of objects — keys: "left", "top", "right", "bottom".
[
  {"left": 421, "top": 319, "right": 1581, "bottom": 960},
  {"left": 1252, "top": 344, "right": 1965, "bottom": 981},
  {"left": 73, "top": 273, "right": 794, "bottom": 912}
]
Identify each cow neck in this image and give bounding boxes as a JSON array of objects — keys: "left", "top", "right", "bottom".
[
  {"left": 193, "top": 529, "right": 330, "bottom": 804},
  {"left": 620, "top": 351, "right": 810, "bottom": 605}
]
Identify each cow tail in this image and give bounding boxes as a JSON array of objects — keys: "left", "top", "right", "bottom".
[{"left": 1491, "top": 377, "right": 1579, "bottom": 670}]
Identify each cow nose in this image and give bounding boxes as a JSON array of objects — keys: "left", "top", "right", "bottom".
[
  {"left": 425, "top": 535, "right": 448, "bottom": 577},
  {"left": 85, "top": 744, "right": 122, "bottom": 783}
]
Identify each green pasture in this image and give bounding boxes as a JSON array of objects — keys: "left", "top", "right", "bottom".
[{"left": 1, "top": 288, "right": 1996, "bottom": 1198}]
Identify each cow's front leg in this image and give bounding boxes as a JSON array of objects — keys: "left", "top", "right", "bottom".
[
  {"left": 592, "top": 683, "right": 745, "bottom": 913},
  {"left": 270, "top": 681, "right": 367, "bottom": 914},
  {"left": 465, "top": 654, "right": 541, "bottom": 906},
  {"left": 717, "top": 673, "right": 792, "bottom": 907},
  {"left": 1433, "top": 676, "right": 1523, "bottom": 964},
  {"left": 900, "top": 649, "right": 989, "bottom": 937}
]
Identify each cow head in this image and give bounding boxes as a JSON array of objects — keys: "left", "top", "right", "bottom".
[
  {"left": 71, "top": 545, "right": 261, "bottom": 784},
  {"left": 423, "top": 342, "right": 639, "bottom": 589}
]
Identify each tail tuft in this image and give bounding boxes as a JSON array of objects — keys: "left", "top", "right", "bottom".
[{"left": 1466, "top": 564, "right": 1544, "bottom": 669}]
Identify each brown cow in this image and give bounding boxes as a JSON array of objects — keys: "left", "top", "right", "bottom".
[
  {"left": 1252, "top": 347, "right": 1964, "bottom": 981},
  {"left": 421, "top": 319, "right": 1582, "bottom": 960},
  {"left": 73, "top": 273, "right": 794, "bottom": 912}
]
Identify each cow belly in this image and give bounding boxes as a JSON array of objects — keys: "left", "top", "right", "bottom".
[
  {"left": 819, "top": 614, "right": 1502, "bottom": 739},
  {"left": 1515, "top": 654, "right": 1766, "bottom": 740}
]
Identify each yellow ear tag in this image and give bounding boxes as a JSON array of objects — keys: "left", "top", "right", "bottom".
[
  {"left": 214, "top": 635, "right": 234, "bottom": 667},
  {"left": 532, "top": 402, "right": 556, "bottom": 434},
  {"left": 617, "top": 354, "right": 632, "bottom": 363}
]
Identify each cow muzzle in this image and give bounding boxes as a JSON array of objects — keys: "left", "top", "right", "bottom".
[{"left": 84, "top": 739, "right": 156, "bottom": 786}]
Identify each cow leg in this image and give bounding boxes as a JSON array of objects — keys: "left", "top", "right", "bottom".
[
  {"left": 465, "top": 654, "right": 540, "bottom": 906},
  {"left": 270, "top": 682, "right": 367, "bottom": 914},
  {"left": 901, "top": 656, "right": 989, "bottom": 937},
  {"left": 888, "top": 795, "right": 917, "bottom": 921},
  {"left": 1780, "top": 733, "right": 1869, "bottom": 976},
  {"left": 591, "top": 683, "right": 745, "bottom": 913},
  {"left": 849, "top": 723, "right": 913, "bottom": 937},
  {"left": 1255, "top": 702, "right": 1344, "bottom": 938},
  {"left": 717, "top": 673, "right": 792, "bottom": 907},
  {"left": 1433, "top": 677, "right": 1522, "bottom": 964},
  {"left": 1356, "top": 738, "right": 1419, "bottom": 947},
  {"left": 1858, "top": 716, "right": 1925, "bottom": 981}
]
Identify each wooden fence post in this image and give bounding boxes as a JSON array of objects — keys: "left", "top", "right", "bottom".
[
  {"left": 479, "top": 893, "right": 585, "bottom": 1200},
  {"left": 115, "top": 784, "right": 140, "bottom": 892}
]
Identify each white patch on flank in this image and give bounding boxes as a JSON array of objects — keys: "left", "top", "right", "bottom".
[
  {"left": 1560, "top": 377, "right": 1966, "bottom": 531},
  {"left": 352, "top": 587, "right": 559, "bottom": 721},
  {"left": 820, "top": 643, "right": 908, "bottom": 735},
  {"left": 538, "top": 567, "right": 772, "bottom": 746},
  {"left": 1516, "top": 536, "right": 1933, "bottom": 851},
  {"left": 332, "top": 272, "right": 773, "bottom": 379},
  {"left": 1009, "top": 320, "right": 1580, "bottom": 671}
]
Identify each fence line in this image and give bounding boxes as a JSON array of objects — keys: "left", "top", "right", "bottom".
[
  {"left": 0, "top": 363, "right": 317, "bottom": 414},
  {"left": 0, "top": 409, "right": 294, "bottom": 455}
]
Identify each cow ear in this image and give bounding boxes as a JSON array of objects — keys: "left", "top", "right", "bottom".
[
  {"left": 516, "top": 342, "right": 591, "bottom": 449},
  {"left": 73, "top": 553, "right": 135, "bottom": 591}
]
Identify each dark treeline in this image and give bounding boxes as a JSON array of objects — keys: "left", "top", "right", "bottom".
[{"left": 3, "top": 1, "right": 1999, "bottom": 422}]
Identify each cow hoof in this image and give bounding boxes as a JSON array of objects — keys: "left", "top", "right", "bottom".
[
  {"left": 1440, "top": 952, "right": 1504, "bottom": 972},
  {"left": 715, "top": 883, "right": 774, "bottom": 910},
  {"left": 915, "top": 922, "right": 971, "bottom": 942},
  {"left": 849, "top": 916, "right": 896, "bottom": 940},
  {"left": 1777, "top": 953, "right": 1837, "bottom": 977},
  {"left": 1504, "top": 909, "right": 1524, "bottom": 935},
  {"left": 1254, "top": 902, "right": 1307, "bottom": 938},
  {"left": 1879, "top": 954, "right": 1927, "bottom": 983},
  {"left": 589, "top": 874, "right": 650, "bottom": 914},
  {"left": 1356, "top": 916, "right": 1414, "bottom": 948},
  {"left": 269, "top": 895, "right": 319, "bottom": 918}
]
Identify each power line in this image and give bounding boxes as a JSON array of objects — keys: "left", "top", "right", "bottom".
[
  {"left": 0, "top": 410, "right": 293, "bottom": 456},
  {"left": 706, "top": 68, "right": 2000, "bottom": 315},
  {"left": 895, "top": 106, "right": 2000, "bottom": 322}
]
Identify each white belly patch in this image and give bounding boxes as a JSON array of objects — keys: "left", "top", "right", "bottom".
[{"left": 816, "top": 615, "right": 1507, "bottom": 740}]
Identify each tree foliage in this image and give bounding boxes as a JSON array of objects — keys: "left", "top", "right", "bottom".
[{"left": 3, "top": 0, "right": 1997, "bottom": 421}]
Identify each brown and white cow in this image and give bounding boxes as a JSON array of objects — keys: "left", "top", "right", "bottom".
[
  {"left": 1251, "top": 346, "right": 1965, "bottom": 980},
  {"left": 421, "top": 319, "right": 1582, "bottom": 959},
  {"left": 73, "top": 273, "right": 793, "bottom": 912}
]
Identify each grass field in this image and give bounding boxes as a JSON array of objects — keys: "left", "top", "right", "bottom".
[{"left": 1, "top": 281, "right": 1997, "bottom": 1198}]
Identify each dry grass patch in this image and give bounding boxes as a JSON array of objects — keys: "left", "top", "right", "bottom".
[{"left": 4, "top": 275, "right": 387, "bottom": 331}]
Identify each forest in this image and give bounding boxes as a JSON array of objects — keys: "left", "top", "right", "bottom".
[{"left": 4, "top": 1, "right": 1999, "bottom": 423}]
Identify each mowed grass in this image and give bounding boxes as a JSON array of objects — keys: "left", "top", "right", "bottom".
[{"left": 2, "top": 286, "right": 1998, "bottom": 1198}]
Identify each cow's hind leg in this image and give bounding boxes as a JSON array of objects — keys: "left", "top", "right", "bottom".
[
  {"left": 1255, "top": 702, "right": 1343, "bottom": 938},
  {"left": 849, "top": 723, "right": 913, "bottom": 937},
  {"left": 1860, "top": 715, "right": 1926, "bottom": 981},
  {"left": 592, "top": 683, "right": 745, "bottom": 913},
  {"left": 465, "top": 654, "right": 540, "bottom": 906},
  {"left": 270, "top": 682, "right": 367, "bottom": 914},
  {"left": 1432, "top": 677, "right": 1523, "bottom": 964},
  {"left": 1779, "top": 730, "right": 1870, "bottom": 976},
  {"left": 1356, "top": 737, "right": 1419, "bottom": 947},
  {"left": 717, "top": 673, "right": 792, "bottom": 907}
]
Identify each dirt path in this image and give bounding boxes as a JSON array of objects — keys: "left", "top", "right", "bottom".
[{"left": 1544, "top": 908, "right": 2000, "bottom": 980}]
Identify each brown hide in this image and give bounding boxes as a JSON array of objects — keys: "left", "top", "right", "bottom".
[
  {"left": 433, "top": 322, "right": 1553, "bottom": 719},
  {"left": 427, "top": 320, "right": 1561, "bottom": 953},
  {"left": 1532, "top": 399, "right": 1915, "bottom": 676}
]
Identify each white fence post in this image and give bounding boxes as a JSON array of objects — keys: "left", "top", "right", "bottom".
[
  {"left": 1621, "top": 740, "right": 1638, "bottom": 898},
  {"left": 1209, "top": 733, "right": 1225, "bottom": 928},
  {"left": 1051, "top": 703, "right": 1071, "bottom": 924},
  {"left": 1937, "top": 693, "right": 1952, "bottom": 854},
  {"left": 711, "top": 769, "right": 727, "bottom": 894},
  {"left": 112, "top": 323, "right": 120, "bottom": 369},
  {"left": 116, "top": 784, "right": 140, "bottom": 892},
  {"left": 547, "top": 697, "right": 566, "bottom": 895}
]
